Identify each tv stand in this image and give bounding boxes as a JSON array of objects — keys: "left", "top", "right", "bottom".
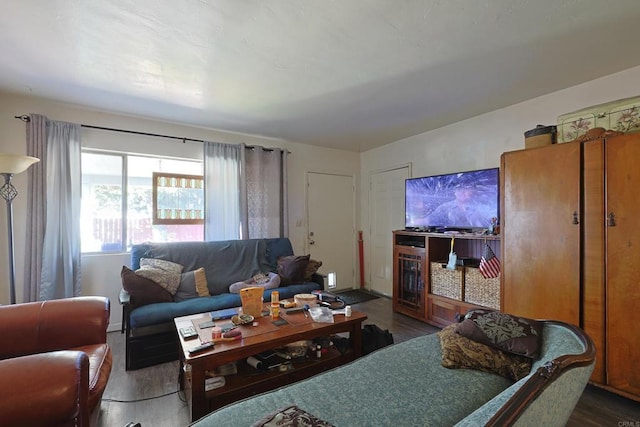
[{"left": 392, "top": 230, "right": 500, "bottom": 327}]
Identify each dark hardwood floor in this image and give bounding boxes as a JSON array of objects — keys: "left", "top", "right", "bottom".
[{"left": 97, "top": 295, "right": 640, "bottom": 426}]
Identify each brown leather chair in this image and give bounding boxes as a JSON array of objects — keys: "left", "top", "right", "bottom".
[{"left": 0, "top": 296, "right": 113, "bottom": 427}]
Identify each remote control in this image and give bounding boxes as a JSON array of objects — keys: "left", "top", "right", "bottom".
[{"left": 188, "top": 342, "right": 214, "bottom": 354}]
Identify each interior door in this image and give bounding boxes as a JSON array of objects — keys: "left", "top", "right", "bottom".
[
  {"left": 501, "top": 142, "right": 581, "bottom": 325},
  {"left": 369, "top": 166, "right": 409, "bottom": 296},
  {"left": 605, "top": 134, "right": 640, "bottom": 396},
  {"left": 307, "top": 172, "right": 355, "bottom": 291}
]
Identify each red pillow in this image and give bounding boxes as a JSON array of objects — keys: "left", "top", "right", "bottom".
[{"left": 121, "top": 266, "right": 172, "bottom": 307}]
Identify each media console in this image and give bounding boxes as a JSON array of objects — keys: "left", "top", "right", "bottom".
[{"left": 392, "top": 230, "right": 501, "bottom": 327}]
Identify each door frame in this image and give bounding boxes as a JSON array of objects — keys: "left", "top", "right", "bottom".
[
  {"left": 367, "top": 163, "right": 412, "bottom": 293},
  {"left": 305, "top": 169, "right": 357, "bottom": 288}
]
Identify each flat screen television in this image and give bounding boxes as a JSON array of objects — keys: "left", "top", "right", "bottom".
[{"left": 405, "top": 167, "right": 499, "bottom": 230}]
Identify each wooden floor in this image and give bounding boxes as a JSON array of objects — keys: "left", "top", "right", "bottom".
[{"left": 97, "top": 295, "right": 640, "bottom": 426}]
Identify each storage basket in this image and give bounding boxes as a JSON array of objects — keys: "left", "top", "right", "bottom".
[
  {"left": 430, "top": 262, "right": 464, "bottom": 300},
  {"left": 464, "top": 267, "right": 500, "bottom": 310},
  {"left": 524, "top": 124, "right": 557, "bottom": 149}
]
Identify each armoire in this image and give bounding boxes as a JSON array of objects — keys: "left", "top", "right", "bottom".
[{"left": 501, "top": 132, "right": 640, "bottom": 402}]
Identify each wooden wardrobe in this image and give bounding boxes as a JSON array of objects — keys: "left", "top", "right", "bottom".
[{"left": 501, "top": 133, "right": 640, "bottom": 401}]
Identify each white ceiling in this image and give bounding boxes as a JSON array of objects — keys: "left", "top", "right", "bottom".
[{"left": 2, "top": 1, "right": 640, "bottom": 152}]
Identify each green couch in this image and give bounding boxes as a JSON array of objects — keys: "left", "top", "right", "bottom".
[{"left": 190, "top": 320, "right": 595, "bottom": 426}]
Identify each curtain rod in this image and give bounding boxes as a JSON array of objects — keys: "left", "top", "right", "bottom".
[{"left": 14, "top": 115, "right": 283, "bottom": 152}]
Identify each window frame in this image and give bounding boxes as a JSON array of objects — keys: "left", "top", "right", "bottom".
[{"left": 152, "top": 171, "right": 205, "bottom": 225}]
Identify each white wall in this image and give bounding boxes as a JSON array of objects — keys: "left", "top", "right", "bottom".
[
  {"left": 3, "top": 63, "right": 640, "bottom": 329},
  {"left": 360, "top": 64, "right": 640, "bottom": 288},
  {"left": 0, "top": 92, "right": 360, "bottom": 330}
]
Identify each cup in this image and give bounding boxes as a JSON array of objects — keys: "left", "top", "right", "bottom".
[{"left": 211, "top": 327, "right": 222, "bottom": 339}]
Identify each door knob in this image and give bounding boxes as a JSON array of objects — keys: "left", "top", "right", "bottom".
[{"left": 309, "top": 239, "right": 315, "bottom": 245}]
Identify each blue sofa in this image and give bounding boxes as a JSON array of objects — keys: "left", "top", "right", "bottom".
[
  {"left": 191, "top": 320, "right": 595, "bottom": 427},
  {"left": 120, "top": 238, "right": 322, "bottom": 370}
]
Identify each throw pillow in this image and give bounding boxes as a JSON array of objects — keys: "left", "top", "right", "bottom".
[
  {"left": 304, "top": 259, "right": 323, "bottom": 281},
  {"left": 121, "top": 266, "right": 172, "bottom": 307},
  {"left": 251, "top": 404, "right": 334, "bottom": 427},
  {"left": 229, "top": 272, "right": 281, "bottom": 294},
  {"left": 174, "top": 268, "right": 210, "bottom": 302},
  {"left": 438, "top": 324, "right": 532, "bottom": 381},
  {"left": 455, "top": 309, "right": 543, "bottom": 358},
  {"left": 277, "top": 254, "right": 311, "bottom": 286},
  {"left": 135, "top": 258, "right": 184, "bottom": 295}
]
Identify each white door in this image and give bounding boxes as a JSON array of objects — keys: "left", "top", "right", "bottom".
[
  {"left": 369, "top": 166, "right": 410, "bottom": 296},
  {"left": 307, "top": 172, "right": 355, "bottom": 291}
]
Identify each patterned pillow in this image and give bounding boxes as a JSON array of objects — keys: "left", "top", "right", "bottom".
[
  {"left": 438, "top": 324, "right": 532, "bottom": 381},
  {"left": 251, "top": 404, "right": 334, "bottom": 427},
  {"left": 121, "top": 266, "right": 172, "bottom": 308},
  {"left": 455, "top": 309, "right": 543, "bottom": 358},
  {"left": 304, "top": 259, "right": 323, "bottom": 281},
  {"left": 277, "top": 255, "right": 311, "bottom": 286},
  {"left": 135, "top": 258, "right": 184, "bottom": 295},
  {"left": 174, "top": 268, "right": 210, "bottom": 302}
]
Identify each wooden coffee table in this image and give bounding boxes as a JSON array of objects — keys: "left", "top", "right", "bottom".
[{"left": 175, "top": 306, "right": 367, "bottom": 421}]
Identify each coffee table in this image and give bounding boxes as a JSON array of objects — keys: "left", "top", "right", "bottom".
[{"left": 175, "top": 306, "right": 367, "bottom": 421}]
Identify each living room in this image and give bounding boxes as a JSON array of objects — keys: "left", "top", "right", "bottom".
[{"left": 1, "top": 2, "right": 640, "bottom": 426}]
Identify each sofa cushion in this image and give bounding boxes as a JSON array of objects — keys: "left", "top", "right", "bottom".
[
  {"left": 136, "top": 258, "right": 184, "bottom": 295},
  {"left": 455, "top": 309, "right": 543, "bottom": 358},
  {"left": 129, "top": 281, "right": 323, "bottom": 329},
  {"left": 191, "top": 332, "right": 512, "bottom": 426},
  {"left": 174, "top": 268, "right": 210, "bottom": 302},
  {"left": 121, "top": 266, "right": 173, "bottom": 307},
  {"left": 264, "top": 238, "right": 295, "bottom": 270},
  {"left": 277, "top": 255, "right": 311, "bottom": 286},
  {"left": 304, "top": 259, "right": 323, "bottom": 281},
  {"left": 438, "top": 324, "right": 532, "bottom": 381},
  {"left": 137, "top": 240, "right": 272, "bottom": 295},
  {"left": 129, "top": 294, "right": 242, "bottom": 328}
]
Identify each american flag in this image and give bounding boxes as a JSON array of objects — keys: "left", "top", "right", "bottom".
[{"left": 479, "top": 243, "right": 501, "bottom": 279}]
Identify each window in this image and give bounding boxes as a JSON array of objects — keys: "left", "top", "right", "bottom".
[
  {"left": 152, "top": 172, "right": 204, "bottom": 225},
  {"left": 81, "top": 151, "right": 204, "bottom": 253}
]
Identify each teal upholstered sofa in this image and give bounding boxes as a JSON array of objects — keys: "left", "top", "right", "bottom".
[
  {"left": 191, "top": 320, "right": 595, "bottom": 427},
  {"left": 120, "top": 238, "right": 322, "bottom": 370}
]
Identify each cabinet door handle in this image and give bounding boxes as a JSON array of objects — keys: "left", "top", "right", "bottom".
[
  {"left": 572, "top": 211, "right": 579, "bottom": 225},
  {"left": 607, "top": 212, "right": 616, "bottom": 227}
]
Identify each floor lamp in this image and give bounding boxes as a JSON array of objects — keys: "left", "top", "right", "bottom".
[{"left": 0, "top": 154, "right": 40, "bottom": 304}]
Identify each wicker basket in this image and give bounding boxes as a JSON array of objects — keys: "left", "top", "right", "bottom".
[
  {"left": 464, "top": 267, "right": 500, "bottom": 310},
  {"left": 430, "top": 262, "right": 464, "bottom": 300}
]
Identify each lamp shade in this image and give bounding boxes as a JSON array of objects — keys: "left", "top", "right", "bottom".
[{"left": 0, "top": 154, "right": 40, "bottom": 174}]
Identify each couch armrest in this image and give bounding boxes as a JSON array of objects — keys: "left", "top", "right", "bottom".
[
  {"left": 0, "top": 297, "right": 110, "bottom": 357},
  {"left": 311, "top": 273, "right": 325, "bottom": 289},
  {"left": 119, "top": 288, "right": 131, "bottom": 305},
  {"left": 119, "top": 288, "right": 132, "bottom": 333},
  {"left": 0, "top": 350, "right": 90, "bottom": 427}
]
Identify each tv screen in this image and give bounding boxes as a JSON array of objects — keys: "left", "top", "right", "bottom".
[{"left": 405, "top": 168, "right": 499, "bottom": 230}]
